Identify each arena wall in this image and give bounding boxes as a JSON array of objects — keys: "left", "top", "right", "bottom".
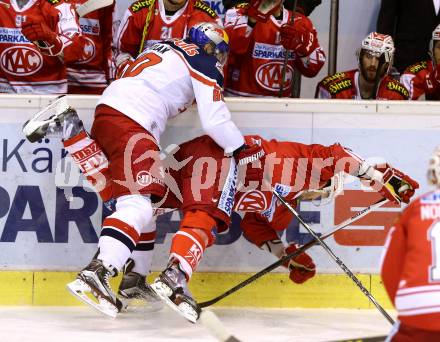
[{"left": 1, "top": 95, "right": 437, "bottom": 308}]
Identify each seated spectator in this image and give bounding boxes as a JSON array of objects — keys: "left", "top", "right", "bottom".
[
  {"left": 315, "top": 32, "right": 409, "bottom": 100},
  {"left": 376, "top": 0, "right": 439, "bottom": 74},
  {"left": 114, "top": 0, "right": 219, "bottom": 78},
  {"left": 223, "top": 0, "right": 325, "bottom": 97},
  {"left": 66, "top": 1, "right": 115, "bottom": 94},
  {"left": 400, "top": 24, "right": 440, "bottom": 100},
  {"left": 0, "top": 0, "right": 85, "bottom": 94}
]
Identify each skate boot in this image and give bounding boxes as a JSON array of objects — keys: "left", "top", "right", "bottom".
[
  {"left": 118, "top": 259, "right": 163, "bottom": 311},
  {"left": 23, "top": 95, "right": 83, "bottom": 143},
  {"left": 66, "top": 259, "right": 123, "bottom": 318},
  {"left": 150, "top": 262, "right": 201, "bottom": 323}
]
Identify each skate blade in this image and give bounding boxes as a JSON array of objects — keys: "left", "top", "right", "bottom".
[
  {"left": 22, "top": 95, "right": 70, "bottom": 142},
  {"left": 66, "top": 279, "right": 119, "bottom": 318},
  {"left": 150, "top": 281, "right": 199, "bottom": 323},
  {"left": 118, "top": 295, "right": 164, "bottom": 313}
]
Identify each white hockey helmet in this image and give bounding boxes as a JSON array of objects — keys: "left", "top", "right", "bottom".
[
  {"left": 429, "top": 24, "right": 440, "bottom": 65},
  {"left": 188, "top": 22, "right": 229, "bottom": 66},
  {"left": 358, "top": 32, "right": 395, "bottom": 80},
  {"left": 428, "top": 146, "right": 440, "bottom": 187}
]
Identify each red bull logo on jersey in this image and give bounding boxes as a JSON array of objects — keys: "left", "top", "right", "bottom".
[
  {"left": 0, "top": 46, "right": 43, "bottom": 76},
  {"left": 256, "top": 62, "right": 293, "bottom": 91}
]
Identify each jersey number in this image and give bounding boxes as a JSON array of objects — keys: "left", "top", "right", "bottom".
[
  {"left": 428, "top": 221, "right": 440, "bottom": 281},
  {"left": 122, "top": 53, "right": 162, "bottom": 78}
]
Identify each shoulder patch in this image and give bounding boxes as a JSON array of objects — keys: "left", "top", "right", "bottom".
[
  {"left": 131, "top": 0, "right": 155, "bottom": 13},
  {"left": 327, "top": 79, "right": 352, "bottom": 95},
  {"left": 385, "top": 80, "right": 409, "bottom": 98},
  {"left": 407, "top": 61, "right": 428, "bottom": 74},
  {"left": 46, "top": 0, "right": 61, "bottom": 5},
  {"left": 193, "top": 0, "right": 217, "bottom": 18},
  {"left": 321, "top": 72, "right": 346, "bottom": 86}
]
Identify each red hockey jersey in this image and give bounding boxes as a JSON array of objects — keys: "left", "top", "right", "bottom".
[
  {"left": 114, "top": 0, "right": 219, "bottom": 61},
  {"left": 223, "top": 5, "right": 325, "bottom": 97},
  {"left": 381, "top": 190, "right": 440, "bottom": 331},
  {"left": 400, "top": 60, "right": 440, "bottom": 100},
  {"left": 0, "top": 0, "right": 81, "bottom": 93},
  {"left": 67, "top": 0, "right": 114, "bottom": 94},
  {"left": 315, "top": 69, "right": 409, "bottom": 100}
]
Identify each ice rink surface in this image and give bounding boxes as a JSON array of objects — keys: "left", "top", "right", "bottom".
[{"left": 0, "top": 306, "right": 392, "bottom": 342}]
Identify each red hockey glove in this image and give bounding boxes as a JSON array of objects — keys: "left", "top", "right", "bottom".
[
  {"left": 247, "top": 0, "right": 283, "bottom": 22},
  {"left": 283, "top": 244, "right": 316, "bottom": 284},
  {"left": 22, "top": 16, "right": 63, "bottom": 56},
  {"left": 279, "top": 14, "right": 318, "bottom": 57},
  {"left": 233, "top": 143, "right": 265, "bottom": 182},
  {"left": 362, "top": 163, "right": 419, "bottom": 204}
]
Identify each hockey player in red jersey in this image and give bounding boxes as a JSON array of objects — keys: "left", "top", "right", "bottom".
[
  {"left": 315, "top": 32, "right": 409, "bottom": 100},
  {"left": 66, "top": 0, "right": 114, "bottom": 94},
  {"left": 223, "top": 0, "right": 325, "bottom": 97},
  {"left": 114, "top": 0, "right": 220, "bottom": 78},
  {"left": 23, "top": 22, "right": 264, "bottom": 318},
  {"left": 147, "top": 134, "right": 418, "bottom": 321},
  {"left": 380, "top": 147, "right": 440, "bottom": 341},
  {"left": 0, "top": 0, "right": 85, "bottom": 93},
  {"left": 400, "top": 24, "right": 440, "bottom": 101}
]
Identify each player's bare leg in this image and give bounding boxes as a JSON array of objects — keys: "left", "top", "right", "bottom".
[{"left": 151, "top": 210, "right": 216, "bottom": 323}]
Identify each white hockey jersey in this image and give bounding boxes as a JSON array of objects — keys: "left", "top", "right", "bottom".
[{"left": 98, "top": 38, "right": 244, "bottom": 152}]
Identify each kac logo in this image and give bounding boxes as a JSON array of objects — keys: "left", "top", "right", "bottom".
[
  {"left": 0, "top": 46, "right": 43, "bottom": 76},
  {"left": 256, "top": 62, "right": 293, "bottom": 91}
]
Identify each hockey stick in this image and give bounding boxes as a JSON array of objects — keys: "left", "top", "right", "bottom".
[
  {"left": 76, "top": 0, "right": 114, "bottom": 17},
  {"left": 278, "top": 0, "right": 297, "bottom": 97},
  {"left": 273, "top": 191, "right": 395, "bottom": 325},
  {"left": 198, "top": 197, "right": 387, "bottom": 308},
  {"left": 138, "top": 0, "right": 156, "bottom": 54}
]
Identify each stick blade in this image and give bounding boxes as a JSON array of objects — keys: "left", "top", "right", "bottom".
[
  {"left": 76, "top": 0, "right": 114, "bottom": 17},
  {"left": 200, "top": 310, "right": 241, "bottom": 342}
]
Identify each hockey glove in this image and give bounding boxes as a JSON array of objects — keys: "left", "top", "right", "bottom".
[
  {"left": 283, "top": 244, "right": 316, "bottom": 284},
  {"left": 233, "top": 143, "right": 265, "bottom": 182},
  {"left": 360, "top": 163, "right": 419, "bottom": 204},
  {"left": 22, "top": 17, "right": 63, "bottom": 56},
  {"left": 279, "top": 14, "right": 318, "bottom": 57},
  {"left": 115, "top": 53, "right": 134, "bottom": 79},
  {"left": 247, "top": 0, "right": 283, "bottom": 22}
]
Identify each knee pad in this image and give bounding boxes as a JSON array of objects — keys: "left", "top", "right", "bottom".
[{"left": 115, "top": 194, "right": 153, "bottom": 234}]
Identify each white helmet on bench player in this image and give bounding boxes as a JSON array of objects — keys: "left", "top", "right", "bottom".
[
  {"left": 358, "top": 32, "right": 395, "bottom": 82},
  {"left": 429, "top": 24, "right": 440, "bottom": 66}
]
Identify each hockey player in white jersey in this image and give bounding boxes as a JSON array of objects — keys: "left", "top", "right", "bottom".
[{"left": 23, "top": 22, "right": 264, "bottom": 318}]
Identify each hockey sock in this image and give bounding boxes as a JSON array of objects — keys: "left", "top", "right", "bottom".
[
  {"left": 130, "top": 230, "right": 156, "bottom": 276},
  {"left": 63, "top": 131, "right": 113, "bottom": 202},
  {"left": 98, "top": 195, "right": 154, "bottom": 271},
  {"left": 169, "top": 210, "right": 216, "bottom": 280}
]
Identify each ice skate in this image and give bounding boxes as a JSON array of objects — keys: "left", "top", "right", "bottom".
[
  {"left": 118, "top": 259, "right": 163, "bottom": 311},
  {"left": 150, "top": 262, "right": 200, "bottom": 323},
  {"left": 22, "top": 95, "right": 83, "bottom": 143},
  {"left": 66, "top": 259, "right": 122, "bottom": 318}
]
